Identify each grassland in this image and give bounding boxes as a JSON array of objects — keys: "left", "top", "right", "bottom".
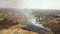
[{"left": 0, "top": 9, "right": 60, "bottom": 34}]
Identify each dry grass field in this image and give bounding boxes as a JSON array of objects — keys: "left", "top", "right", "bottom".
[
  {"left": 0, "top": 13, "right": 38, "bottom": 34},
  {"left": 0, "top": 9, "right": 60, "bottom": 34},
  {"left": 0, "top": 14, "right": 55, "bottom": 34},
  {"left": 0, "top": 24, "right": 38, "bottom": 34}
]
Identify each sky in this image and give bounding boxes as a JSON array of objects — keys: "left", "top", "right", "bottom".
[
  {"left": 0, "top": 0, "right": 60, "bottom": 9},
  {"left": 21, "top": 0, "right": 60, "bottom": 9},
  {"left": 0, "top": 0, "right": 22, "bottom": 8}
]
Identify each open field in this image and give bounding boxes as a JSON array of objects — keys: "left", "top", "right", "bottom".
[{"left": 0, "top": 9, "right": 60, "bottom": 34}]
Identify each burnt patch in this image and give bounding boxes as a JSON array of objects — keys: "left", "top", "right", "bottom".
[
  {"left": 22, "top": 25, "right": 46, "bottom": 34},
  {"left": 0, "top": 18, "right": 19, "bottom": 29}
]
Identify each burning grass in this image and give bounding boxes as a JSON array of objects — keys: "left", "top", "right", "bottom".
[
  {"left": 0, "top": 9, "right": 60, "bottom": 34},
  {"left": 0, "top": 12, "right": 38, "bottom": 34}
]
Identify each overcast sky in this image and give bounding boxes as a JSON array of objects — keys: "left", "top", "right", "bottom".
[
  {"left": 21, "top": 0, "right": 60, "bottom": 9},
  {"left": 0, "top": 0, "right": 60, "bottom": 9}
]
